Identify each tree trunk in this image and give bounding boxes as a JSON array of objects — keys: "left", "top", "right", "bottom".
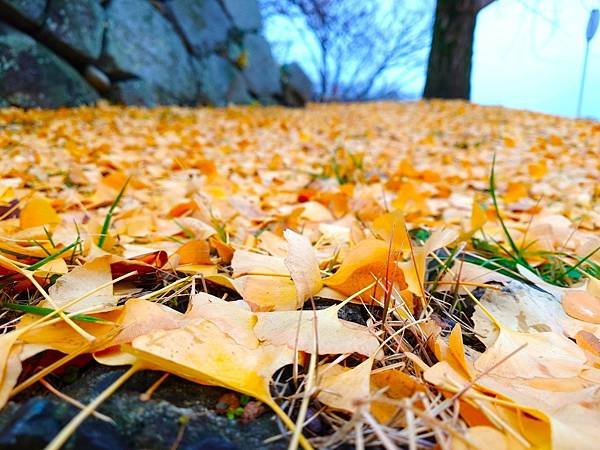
[{"left": 423, "top": 0, "right": 494, "bottom": 100}]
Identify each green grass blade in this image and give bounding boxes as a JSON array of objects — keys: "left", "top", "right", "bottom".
[
  {"left": 98, "top": 177, "right": 130, "bottom": 249},
  {"left": 489, "top": 154, "right": 531, "bottom": 268},
  {"left": 2, "top": 302, "right": 109, "bottom": 323},
  {"left": 565, "top": 245, "right": 600, "bottom": 277},
  {"left": 26, "top": 239, "right": 79, "bottom": 271}
]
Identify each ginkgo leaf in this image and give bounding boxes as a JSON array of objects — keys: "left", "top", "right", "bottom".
[
  {"left": 124, "top": 319, "right": 308, "bottom": 446},
  {"left": 435, "top": 324, "right": 475, "bottom": 378},
  {"left": 186, "top": 293, "right": 258, "bottom": 349},
  {"left": 551, "top": 399, "right": 600, "bottom": 450},
  {"left": 232, "top": 275, "right": 298, "bottom": 311},
  {"left": 517, "top": 264, "right": 586, "bottom": 299},
  {"left": 174, "top": 239, "right": 211, "bottom": 265},
  {"left": 17, "top": 309, "right": 122, "bottom": 354},
  {"left": 451, "top": 426, "right": 509, "bottom": 450},
  {"left": 317, "top": 358, "right": 373, "bottom": 411},
  {"left": 474, "top": 328, "right": 586, "bottom": 379},
  {"left": 231, "top": 244, "right": 321, "bottom": 311},
  {"left": 324, "top": 238, "right": 407, "bottom": 298},
  {"left": 232, "top": 249, "right": 288, "bottom": 276},
  {"left": 48, "top": 256, "right": 115, "bottom": 313},
  {"left": 16, "top": 297, "right": 184, "bottom": 355},
  {"left": 283, "top": 229, "right": 323, "bottom": 306},
  {"left": 371, "top": 209, "right": 411, "bottom": 252},
  {"left": 110, "top": 298, "right": 185, "bottom": 348},
  {"left": 400, "top": 227, "right": 459, "bottom": 299},
  {"left": 0, "top": 333, "right": 22, "bottom": 408},
  {"left": 562, "top": 290, "right": 600, "bottom": 324},
  {"left": 19, "top": 196, "right": 60, "bottom": 229},
  {"left": 438, "top": 261, "right": 513, "bottom": 295},
  {"left": 370, "top": 368, "right": 425, "bottom": 424},
  {"left": 32, "top": 258, "right": 69, "bottom": 277},
  {"left": 254, "top": 303, "right": 380, "bottom": 357},
  {"left": 258, "top": 230, "right": 288, "bottom": 256}
]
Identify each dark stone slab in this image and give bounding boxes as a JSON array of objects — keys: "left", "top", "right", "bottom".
[
  {"left": 241, "top": 33, "right": 281, "bottom": 97},
  {"left": 99, "top": 0, "right": 197, "bottom": 105},
  {"left": 167, "top": 0, "right": 231, "bottom": 56},
  {"left": 108, "top": 79, "right": 159, "bottom": 107},
  {"left": 193, "top": 54, "right": 252, "bottom": 106},
  {"left": 0, "top": 22, "right": 99, "bottom": 108},
  {"left": 220, "top": 0, "right": 262, "bottom": 31},
  {"left": 281, "top": 62, "right": 313, "bottom": 106},
  {"left": 40, "top": 0, "right": 104, "bottom": 62},
  {"left": 0, "top": 0, "right": 46, "bottom": 29}
]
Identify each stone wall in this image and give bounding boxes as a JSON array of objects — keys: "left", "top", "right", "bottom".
[{"left": 0, "top": 0, "right": 313, "bottom": 108}]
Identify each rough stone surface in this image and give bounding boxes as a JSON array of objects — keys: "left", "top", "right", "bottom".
[
  {"left": 194, "top": 54, "right": 251, "bottom": 106},
  {"left": 41, "top": 0, "right": 104, "bottom": 61},
  {"left": 84, "top": 65, "right": 111, "bottom": 93},
  {"left": 242, "top": 33, "right": 281, "bottom": 96},
  {"left": 0, "top": 0, "right": 295, "bottom": 108},
  {"left": 0, "top": 365, "right": 287, "bottom": 449},
  {"left": 228, "top": 71, "right": 253, "bottom": 105},
  {"left": 167, "top": 0, "right": 231, "bottom": 55},
  {"left": 220, "top": 0, "right": 262, "bottom": 31},
  {"left": 281, "top": 62, "right": 313, "bottom": 106},
  {"left": 99, "top": 0, "right": 197, "bottom": 105},
  {"left": 0, "top": 398, "right": 64, "bottom": 450},
  {"left": 0, "top": 22, "right": 98, "bottom": 108},
  {"left": 108, "top": 79, "right": 159, "bottom": 107},
  {"left": 0, "top": 0, "right": 46, "bottom": 28}
]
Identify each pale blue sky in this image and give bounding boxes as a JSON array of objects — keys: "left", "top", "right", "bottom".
[
  {"left": 265, "top": 0, "right": 600, "bottom": 119},
  {"left": 473, "top": 0, "right": 600, "bottom": 119}
]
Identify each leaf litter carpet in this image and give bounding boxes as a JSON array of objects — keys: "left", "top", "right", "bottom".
[{"left": 0, "top": 101, "right": 599, "bottom": 449}]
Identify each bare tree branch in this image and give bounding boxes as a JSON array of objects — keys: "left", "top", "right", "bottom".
[{"left": 260, "top": 0, "right": 432, "bottom": 101}]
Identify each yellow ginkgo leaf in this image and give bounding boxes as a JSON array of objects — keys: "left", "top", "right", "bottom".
[
  {"left": 186, "top": 293, "right": 258, "bottom": 349},
  {"left": 434, "top": 324, "right": 474, "bottom": 379},
  {"left": 324, "top": 238, "right": 407, "bottom": 298},
  {"left": 232, "top": 275, "right": 298, "bottom": 311},
  {"left": 19, "top": 196, "right": 60, "bottom": 229},
  {"left": 0, "top": 334, "right": 22, "bottom": 408},
  {"left": 174, "top": 239, "right": 211, "bottom": 265},
  {"left": 48, "top": 256, "right": 115, "bottom": 313},
  {"left": 32, "top": 257, "right": 69, "bottom": 277},
  {"left": 474, "top": 329, "right": 586, "bottom": 380},
  {"left": 371, "top": 209, "right": 411, "bottom": 252},
  {"left": 528, "top": 161, "right": 548, "bottom": 180},
  {"left": 317, "top": 358, "right": 373, "bottom": 411},
  {"left": 130, "top": 321, "right": 292, "bottom": 403},
  {"left": 124, "top": 315, "right": 310, "bottom": 449},
  {"left": 283, "top": 229, "right": 323, "bottom": 306},
  {"left": 254, "top": 302, "right": 380, "bottom": 357},
  {"left": 451, "top": 426, "right": 509, "bottom": 450}
]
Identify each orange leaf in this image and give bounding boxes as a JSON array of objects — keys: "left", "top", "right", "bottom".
[
  {"left": 175, "top": 240, "right": 211, "bottom": 265},
  {"left": 324, "top": 239, "right": 407, "bottom": 299}
]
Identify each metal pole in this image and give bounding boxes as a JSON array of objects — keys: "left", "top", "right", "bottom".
[
  {"left": 577, "top": 9, "right": 599, "bottom": 118},
  {"left": 577, "top": 40, "right": 590, "bottom": 118}
]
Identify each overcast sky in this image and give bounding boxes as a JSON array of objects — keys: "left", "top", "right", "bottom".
[
  {"left": 265, "top": 0, "right": 600, "bottom": 120},
  {"left": 472, "top": 0, "right": 600, "bottom": 119}
]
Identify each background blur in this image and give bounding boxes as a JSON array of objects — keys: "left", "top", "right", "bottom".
[
  {"left": 264, "top": 0, "right": 600, "bottom": 119},
  {"left": 0, "top": 0, "right": 597, "bottom": 119}
]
